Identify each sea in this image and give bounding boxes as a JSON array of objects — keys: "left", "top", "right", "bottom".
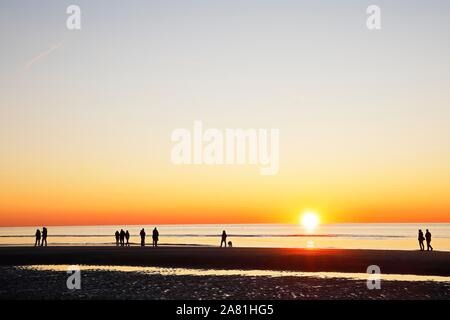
[{"left": 1, "top": 223, "right": 449, "bottom": 251}]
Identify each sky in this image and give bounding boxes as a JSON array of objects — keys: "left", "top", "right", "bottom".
[{"left": 1, "top": 0, "right": 450, "bottom": 226}]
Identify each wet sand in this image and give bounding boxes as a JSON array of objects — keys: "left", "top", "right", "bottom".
[
  {"left": 1, "top": 246, "right": 449, "bottom": 276},
  {"left": 1, "top": 265, "right": 449, "bottom": 299}
]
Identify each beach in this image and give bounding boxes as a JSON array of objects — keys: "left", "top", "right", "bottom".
[
  {"left": 1, "top": 246, "right": 450, "bottom": 276},
  {"left": 0, "top": 246, "right": 449, "bottom": 299}
]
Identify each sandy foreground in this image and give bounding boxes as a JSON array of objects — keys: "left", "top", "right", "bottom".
[
  {"left": 0, "top": 246, "right": 449, "bottom": 276},
  {"left": 0, "top": 246, "right": 449, "bottom": 299}
]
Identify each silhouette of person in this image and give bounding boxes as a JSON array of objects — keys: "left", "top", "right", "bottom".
[
  {"left": 34, "top": 229, "right": 41, "bottom": 247},
  {"left": 418, "top": 229, "right": 425, "bottom": 251},
  {"left": 140, "top": 228, "right": 146, "bottom": 246},
  {"left": 152, "top": 227, "right": 159, "bottom": 247},
  {"left": 220, "top": 230, "right": 227, "bottom": 247},
  {"left": 425, "top": 229, "right": 433, "bottom": 251},
  {"left": 125, "top": 230, "right": 130, "bottom": 246},
  {"left": 41, "top": 227, "right": 47, "bottom": 247},
  {"left": 115, "top": 230, "right": 120, "bottom": 246},
  {"left": 119, "top": 229, "right": 125, "bottom": 246}
]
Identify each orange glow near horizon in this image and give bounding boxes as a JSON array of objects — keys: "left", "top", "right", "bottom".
[
  {"left": 1, "top": 176, "right": 449, "bottom": 227},
  {"left": 1, "top": 158, "right": 450, "bottom": 227}
]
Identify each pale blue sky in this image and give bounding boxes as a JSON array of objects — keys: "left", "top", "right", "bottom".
[{"left": 2, "top": 0, "right": 450, "bottom": 149}]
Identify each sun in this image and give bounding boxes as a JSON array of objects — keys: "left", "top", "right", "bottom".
[{"left": 301, "top": 211, "right": 319, "bottom": 230}]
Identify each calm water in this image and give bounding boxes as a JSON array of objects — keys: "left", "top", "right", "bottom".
[{"left": 1, "top": 223, "right": 449, "bottom": 251}]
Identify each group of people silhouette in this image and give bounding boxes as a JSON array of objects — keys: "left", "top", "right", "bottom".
[
  {"left": 418, "top": 229, "right": 433, "bottom": 251},
  {"left": 32, "top": 227, "right": 436, "bottom": 251},
  {"left": 34, "top": 227, "right": 47, "bottom": 247},
  {"left": 114, "top": 229, "right": 130, "bottom": 246},
  {"left": 114, "top": 228, "right": 160, "bottom": 247}
]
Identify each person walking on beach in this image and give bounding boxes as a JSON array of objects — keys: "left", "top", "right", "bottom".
[
  {"left": 125, "top": 230, "right": 130, "bottom": 246},
  {"left": 41, "top": 227, "right": 47, "bottom": 246},
  {"left": 425, "top": 229, "right": 433, "bottom": 251},
  {"left": 119, "top": 229, "right": 125, "bottom": 246},
  {"left": 152, "top": 227, "right": 159, "bottom": 247},
  {"left": 418, "top": 229, "right": 425, "bottom": 251},
  {"left": 140, "top": 228, "right": 146, "bottom": 246},
  {"left": 115, "top": 230, "right": 120, "bottom": 246},
  {"left": 34, "top": 229, "right": 41, "bottom": 247},
  {"left": 220, "top": 230, "right": 227, "bottom": 247}
]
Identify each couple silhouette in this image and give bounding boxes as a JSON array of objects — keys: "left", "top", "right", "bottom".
[
  {"left": 139, "top": 227, "right": 159, "bottom": 247},
  {"left": 34, "top": 227, "right": 47, "bottom": 247},
  {"left": 418, "top": 229, "right": 433, "bottom": 251}
]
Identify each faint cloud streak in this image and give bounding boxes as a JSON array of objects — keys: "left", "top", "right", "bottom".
[{"left": 19, "top": 41, "right": 63, "bottom": 73}]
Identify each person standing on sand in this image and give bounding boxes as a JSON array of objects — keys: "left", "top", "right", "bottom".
[
  {"left": 41, "top": 227, "right": 47, "bottom": 246},
  {"left": 140, "top": 228, "right": 146, "bottom": 246},
  {"left": 220, "top": 230, "right": 227, "bottom": 247},
  {"left": 125, "top": 230, "right": 130, "bottom": 246},
  {"left": 425, "top": 229, "right": 433, "bottom": 251},
  {"left": 119, "top": 229, "right": 125, "bottom": 246},
  {"left": 115, "top": 231, "right": 120, "bottom": 246},
  {"left": 152, "top": 227, "right": 159, "bottom": 247},
  {"left": 34, "top": 229, "right": 41, "bottom": 247},
  {"left": 418, "top": 229, "right": 425, "bottom": 251}
]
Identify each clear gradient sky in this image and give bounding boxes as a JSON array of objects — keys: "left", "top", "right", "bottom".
[{"left": 1, "top": 0, "right": 450, "bottom": 226}]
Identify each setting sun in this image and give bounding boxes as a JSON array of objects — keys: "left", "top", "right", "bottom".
[{"left": 301, "top": 212, "right": 319, "bottom": 230}]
